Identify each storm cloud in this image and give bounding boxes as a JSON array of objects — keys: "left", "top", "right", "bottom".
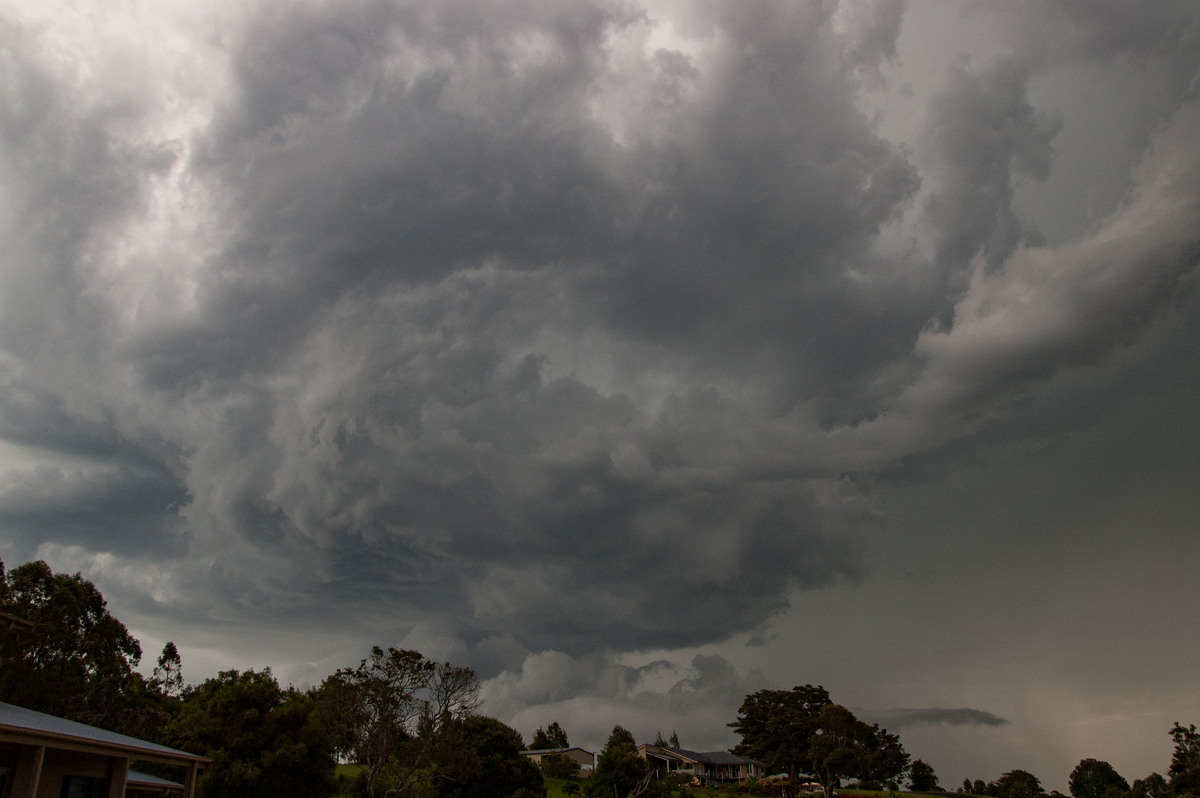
[{"left": 2, "top": 0, "right": 1199, "bottom": 787}]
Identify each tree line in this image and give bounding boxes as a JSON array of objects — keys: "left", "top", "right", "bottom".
[
  {"left": 4, "top": 559, "right": 1200, "bottom": 798},
  {"left": 0, "top": 560, "right": 541, "bottom": 798}
]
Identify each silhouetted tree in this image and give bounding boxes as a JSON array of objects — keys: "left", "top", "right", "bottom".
[
  {"left": 1070, "top": 759, "right": 1129, "bottom": 798},
  {"left": 910, "top": 759, "right": 940, "bottom": 791}
]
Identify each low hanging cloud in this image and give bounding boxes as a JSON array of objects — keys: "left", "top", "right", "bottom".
[
  {"left": 872, "top": 708, "right": 1010, "bottom": 729},
  {"left": 482, "top": 650, "right": 767, "bottom": 752}
]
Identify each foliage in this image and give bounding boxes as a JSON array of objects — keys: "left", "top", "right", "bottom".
[
  {"left": 541, "top": 752, "right": 582, "bottom": 779},
  {"left": 1070, "top": 760, "right": 1130, "bottom": 798},
  {"left": 0, "top": 559, "right": 179, "bottom": 738},
  {"left": 1171, "top": 724, "right": 1200, "bottom": 797},
  {"left": 988, "top": 769, "right": 1045, "bottom": 798},
  {"left": 1131, "top": 773, "right": 1170, "bottom": 798},
  {"left": 730, "top": 686, "right": 907, "bottom": 798},
  {"left": 909, "top": 759, "right": 940, "bottom": 792},
  {"left": 429, "top": 715, "right": 545, "bottom": 798},
  {"left": 316, "top": 646, "right": 481, "bottom": 798},
  {"left": 591, "top": 725, "right": 649, "bottom": 798},
  {"left": 730, "top": 685, "right": 834, "bottom": 782},
  {"left": 532, "top": 721, "right": 570, "bottom": 750},
  {"left": 168, "top": 668, "right": 335, "bottom": 798}
]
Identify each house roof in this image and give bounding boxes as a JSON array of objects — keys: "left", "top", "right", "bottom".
[
  {"left": 640, "top": 744, "right": 765, "bottom": 767},
  {"left": 0, "top": 702, "right": 210, "bottom": 766},
  {"left": 127, "top": 770, "right": 184, "bottom": 788},
  {"left": 523, "top": 747, "right": 593, "bottom": 756}
]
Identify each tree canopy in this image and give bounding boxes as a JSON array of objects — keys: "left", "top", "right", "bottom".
[
  {"left": 531, "top": 720, "right": 569, "bottom": 750},
  {"left": 0, "top": 559, "right": 145, "bottom": 731},
  {"left": 989, "top": 769, "right": 1045, "bottom": 798},
  {"left": 730, "top": 685, "right": 908, "bottom": 798},
  {"left": 1070, "top": 759, "right": 1130, "bottom": 798},
  {"left": 1170, "top": 723, "right": 1200, "bottom": 797},
  {"left": 167, "top": 668, "right": 335, "bottom": 798},
  {"left": 430, "top": 715, "right": 545, "bottom": 798},
  {"left": 316, "top": 646, "right": 481, "bottom": 798},
  {"left": 910, "top": 759, "right": 940, "bottom": 792},
  {"left": 591, "top": 725, "right": 648, "bottom": 798}
]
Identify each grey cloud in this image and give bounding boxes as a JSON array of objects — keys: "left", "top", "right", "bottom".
[
  {"left": 483, "top": 650, "right": 766, "bottom": 752},
  {"left": 920, "top": 56, "right": 1061, "bottom": 316},
  {"left": 873, "top": 707, "right": 1009, "bottom": 729}
]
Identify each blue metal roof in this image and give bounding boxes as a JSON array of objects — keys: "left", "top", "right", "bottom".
[{"left": 0, "top": 702, "right": 206, "bottom": 762}]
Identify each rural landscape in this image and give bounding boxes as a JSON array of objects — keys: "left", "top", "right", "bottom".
[{"left": 2, "top": 560, "right": 1197, "bottom": 798}]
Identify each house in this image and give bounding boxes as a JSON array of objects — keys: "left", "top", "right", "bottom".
[
  {"left": 0, "top": 702, "right": 209, "bottom": 798},
  {"left": 637, "top": 744, "right": 767, "bottom": 786},
  {"left": 521, "top": 746, "right": 595, "bottom": 772}
]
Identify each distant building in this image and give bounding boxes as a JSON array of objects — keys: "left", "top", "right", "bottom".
[
  {"left": 0, "top": 702, "right": 209, "bottom": 798},
  {"left": 637, "top": 743, "right": 767, "bottom": 786},
  {"left": 521, "top": 746, "right": 595, "bottom": 772}
]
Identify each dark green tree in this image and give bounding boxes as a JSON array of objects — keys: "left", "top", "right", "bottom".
[
  {"left": 540, "top": 752, "right": 581, "bottom": 779},
  {"left": 989, "top": 769, "right": 1044, "bottom": 798},
  {"left": 168, "top": 668, "right": 335, "bottom": 798},
  {"left": 591, "top": 725, "right": 648, "bottom": 798},
  {"left": 0, "top": 560, "right": 143, "bottom": 731},
  {"left": 731, "top": 686, "right": 907, "bottom": 798},
  {"left": 1071, "top": 760, "right": 1130, "bottom": 798},
  {"left": 730, "top": 684, "right": 834, "bottom": 782},
  {"left": 531, "top": 720, "right": 570, "bottom": 750},
  {"left": 316, "top": 646, "right": 480, "bottom": 798},
  {"left": 910, "top": 759, "right": 940, "bottom": 791},
  {"left": 151, "top": 641, "right": 185, "bottom": 698},
  {"left": 431, "top": 715, "right": 545, "bottom": 798},
  {"left": 1131, "top": 773, "right": 1170, "bottom": 798},
  {"left": 668, "top": 731, "right": 680, "bottom": 749},
  {"left": 807, "top": 703, "right": 909, "bottom": 797},
  {"left": 1171, "top": 724, "right": 1200, "bottom": 796}
]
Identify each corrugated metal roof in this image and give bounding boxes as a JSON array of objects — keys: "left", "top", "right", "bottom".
[{"left": 0, "top": 702, "right": 206, "bottom": 762}]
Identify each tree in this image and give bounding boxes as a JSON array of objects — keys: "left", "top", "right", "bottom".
[
  {"left": 0, "top": 560, "right": 144, "bottom": 731},
  {"left": 151, "top": 641, "right": 185, "bottom": 698},
  {"left": 668, "top": 731, "right": 680, "bottom": 749},
  {"left": 807, "top": 704, "right": 909, "bottom": 798},
  {"left": 168, "top": 668, "right": 335, "bottom": 798},
  {"left": 1171, "top": 724, "right": 1200, "bottom": 796},
  {"left": 730, "top": 685, "right": 834, "bottom": 782},
  {"left": 730, "top": 686, "right": 908, "bottom": 798},
  {"left": 910, "top": 759, "right": 940, "bottom": 792},
  {"left": 1131, "top": 773, "right": 1170, "bottom": 798},
  {"left": 540, "top": 752, "right": 581, "bottom": 779},
  {"left": 591, "top": 725, "right": 649, "bottom": 798},
  {"left": 431, "top": 715, "right": 545, "bottom": 798},
  {"left": 1071, "top": 760, "right": 1130, "bottom": 798},
  {"left": 989, "top": 770, "right": 1044, "bottom": 798},
  {"left": 316, "top": 646, "right": 480, "bottom": 798},
  {"left": 531, "top": 720, "right": 570, "bottom": 750}
]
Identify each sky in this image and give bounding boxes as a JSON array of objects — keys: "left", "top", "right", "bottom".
[{"left": 1, "top": 0, "right": 1199, "bottom": 790}]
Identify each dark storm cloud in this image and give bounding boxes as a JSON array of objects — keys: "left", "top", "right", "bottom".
[
  {"left": 2, "top": 0, "right": 1199, "bottom": 731},
  {"left": 12, "top": 0, "right": 920, "bottom": 656},
  {"left": 873, "top": 707, "right": 1009, "bottom": 729}
]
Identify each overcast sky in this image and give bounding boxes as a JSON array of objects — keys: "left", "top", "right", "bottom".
[{"left": 2, "top": 0, "right": 1199, "bottom": 789}]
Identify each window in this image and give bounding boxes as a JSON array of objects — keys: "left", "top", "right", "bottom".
[{"left": 60, "top": 775, "right": 107, "bottom": 798}]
